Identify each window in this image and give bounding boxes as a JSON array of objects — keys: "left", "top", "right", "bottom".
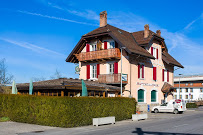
[
  {"left": 180, "top": 95, "right": 182, "bottom": 99},
  {"left": 162, "top": 69, "right": 169, "bottom": 82},
  {"left": 91, "top": 65, "right": 97, "bottom": 79},
  {"left": 190, "top": 95, "right": 193, "bottom": 99},
  {"left": 138, "top": 89, "right": 145, "bottom": 102},
  {"left": 151, "top": 47, "right": 158, "bottom": 59},
  {"left": 190, "top": 88, "right": 193, "bottom": 93},
  {"left": 161, "top": 103, "right": 168, "bottom": 106},
  {"left": 91, "top": 44, "right": 97, "bottom": 51},
  {"left": 151, "top": 90, "right": 157, "bottom": 102},
  {"left": 185, "top": 95, "right": 188, "bottom": 99},
  {"left": 200, "top": 88, "right": 203, "bottom": 92},
  {"left": 109, "top": 63, "right": 114, "bottom": 74},
  {"left": 109, "top": 41, "right": 115, "bottom": 49},
  {"left": 138, "top": 64, "right": 144, "bottom": 79},
  {"left": 174, "top": 95, "right": 177, "bottom": 99},
  {"left": 186, "top": 83, "right": 188, "bottom": 86},
  {"left": 180, "top": 88, "right": 182, "bottom": 92},
  {"left": 185, "top": 88, "right": 188, "bottom": 93},
  {"left": 174, "top": 89, "right": 177, "bottom": 92},
  {"left": 190, "top": 83, "right": 193, "bottom": 86}
]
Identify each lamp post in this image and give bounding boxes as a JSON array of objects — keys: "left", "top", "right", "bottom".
[
  {"left": 179, "top": 74, "right": 182, "bottom": 99},
  {"left": 120, "top": 47, "right": 126, "bottom": 97}
]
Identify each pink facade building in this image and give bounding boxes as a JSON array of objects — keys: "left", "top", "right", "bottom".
[{"left": 66, "top": 11, "right": 183, "bottom": 111}]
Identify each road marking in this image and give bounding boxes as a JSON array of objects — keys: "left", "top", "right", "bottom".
[{"left": 174, "top": 124, "right": 189, "bottom": 128}]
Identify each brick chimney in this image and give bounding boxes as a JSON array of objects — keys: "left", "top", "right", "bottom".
[
  {"left": 156, "top": 30, "right": 161, "bottom": 36},
  {"left": 100, "top": 11, "right": 107, "bottom": 27},
  {"left": 144, "top": 24, "right": 149, "bottom": 38}
]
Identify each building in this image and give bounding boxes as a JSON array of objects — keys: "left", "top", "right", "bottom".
[
  {"left": 17, "top": 78, "right": 121, "bottom": 97},
  {"left": 66, "top": 11, "right": 183, "bottom": 111},
  {"left": 174, "top": 75, "right": 203, "bottom": 101}
]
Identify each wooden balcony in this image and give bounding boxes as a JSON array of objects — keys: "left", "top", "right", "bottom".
[
  {"left": 75, "top": 48, "right": 121, "bottom": 62},
  {"left": 98, "top": 73, "right": 128, "bottom": 84}
]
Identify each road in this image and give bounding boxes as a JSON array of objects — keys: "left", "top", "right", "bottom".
[
  {"left": 19, "top": 109, "right": 203, "bottom": 135},
  {"left": 0, "top": 109, "right": 202, "bottom": 135}
]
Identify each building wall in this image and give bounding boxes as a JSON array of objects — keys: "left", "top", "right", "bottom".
[{"left": 78, "top": 39, "right": 174, "bottom": 107}]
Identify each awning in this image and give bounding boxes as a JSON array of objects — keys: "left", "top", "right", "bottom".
[{"left": 161, "top": 82, "right": 174, "bottom": 93}]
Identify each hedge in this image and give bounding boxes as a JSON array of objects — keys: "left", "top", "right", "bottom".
[
  {"left": 0, "top": 94, "right": 136, "bottom": 127},
  {"left": 186, "top": 103, "right": 197, "bottom": 108}
]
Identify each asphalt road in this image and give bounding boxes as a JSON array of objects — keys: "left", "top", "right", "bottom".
[{"left": 19, "top": 110, "right": 203, "bottom": 135}]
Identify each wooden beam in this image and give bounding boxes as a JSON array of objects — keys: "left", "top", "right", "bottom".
[
  {"left": 68, "top": 92, "right": 70, "bottom": 97},
  {"left": 38, "top": 91, "right": 41, "bottom": 96},
  {"left": 61, "top": 91, "right": 64, "bottom": 97},
  {"left": 103, "top": 92, "right": 105, "bottom": 98}
]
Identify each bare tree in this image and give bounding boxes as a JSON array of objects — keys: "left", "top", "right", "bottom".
[
  {"left": 0, "top": 58, "right": 14, "bottom": 86},
  {"left": 32, "top": 76, "right": 46, "bottom": 82},
  {"left": 50, "top": 69, "right": 62, "bottom": 79}
]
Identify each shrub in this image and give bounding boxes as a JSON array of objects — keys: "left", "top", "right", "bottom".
[
  {"left": 0, "top": 117, "right": 10, "bottom": 122},
  {"left": 186, "top": 103, "right": 197, "bottom": 108},
  {"left": 0, "top": 94, "right": 136, "bottom": 127}
]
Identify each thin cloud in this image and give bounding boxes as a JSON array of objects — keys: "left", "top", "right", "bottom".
[
  {"left": 184, "top": 12, "right": 203, "bottom": 30},
  {"left": 0, "top": 38, "right": 66, "bottom": 57},
  {"left": 17, "top": 10, "right": 98, "bottom": 26},
  {"left": 47, "top": 2, "right": 99, "bottom": 21}
]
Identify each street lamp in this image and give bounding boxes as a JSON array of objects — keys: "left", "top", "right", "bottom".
[
  {"left": 120, "top": 47, "right": 126, "bottom": 97},
  {"left": 179, "top": 74, "right": 182, "bottom": 99}
]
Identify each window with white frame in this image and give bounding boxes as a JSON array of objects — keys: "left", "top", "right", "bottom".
[
  {"left": 190, "top": 88, "right": 193, "bottom": 93},
  {"left": 200, "top": 88, "right": 203, "bottom": 92},
  {"left": 109, "top": 41, "right": 115, "bottom": 49},
  {"left": 109, "top": 63, "right": 114, "bottom": 74},
  {"left": 91, "top": 65, "right": 97, "bottom": 79},
  {"left": 90, "top": 44, "right": 97, "bottom": 51},
  {"left": 164, "top": 70, "right": 167, "bottom": 82},
  {"left": 138, "top": 64, "right": 144, "bottom": 79}
]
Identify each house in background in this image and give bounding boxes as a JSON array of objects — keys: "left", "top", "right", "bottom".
[
  {"left": 174, "top": 75, "right": 203, "bottom": 101},
  {"left": 66, "top": 11, "right": 184, "bottom": 111}
]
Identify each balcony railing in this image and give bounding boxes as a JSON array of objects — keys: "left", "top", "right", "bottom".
[
  {"left": 98, "top": 73, "right": 128, "bottom": 84},
  {"left": 75, "top": 48, "right": 121, "bottom": 62}
]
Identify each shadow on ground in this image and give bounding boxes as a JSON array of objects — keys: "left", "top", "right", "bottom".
[{"left": 132, "top": 128, "right": 201, "bottom": 135}]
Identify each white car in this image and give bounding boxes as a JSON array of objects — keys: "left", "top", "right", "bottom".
[{"left": 152, "top": 99, "right": 187, "bottom": 114}]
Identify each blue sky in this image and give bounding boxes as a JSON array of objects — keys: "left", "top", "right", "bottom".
[{"left": 0, "top": 0, "right": 203, "bottom": 83}]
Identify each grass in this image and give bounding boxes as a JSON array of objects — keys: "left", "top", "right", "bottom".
[{"left": 0, "top": 117, "right": 10, "bottom": 122}]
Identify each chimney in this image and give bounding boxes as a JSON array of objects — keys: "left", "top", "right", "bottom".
[
  {"left": 100, "top": 11, "right": 107, "bottom": 27},
  {"left": 144, "top": 24, "right": 149, "bottom": 38},
  {"left": 156, "top": 30, "right": 161, "bottom": 36}
]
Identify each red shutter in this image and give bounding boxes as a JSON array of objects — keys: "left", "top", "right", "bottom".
[
  {"left": 86, "top": 65, "right": 90, "bottom": 79},
  {"left": 97, "top": 64, "right": 100, "bottom": 78},
  {"left": 167, "top": 70, "right": 169, "bottom": 82},
  {"left": 162, "top": 69, "right": 165, "bottom": 82},
  {"left": 156, "top": 48, "right": 158, "bottom": 59},
  {"left": 142, "top": 65, "right": 144, "bottom": 79},
  {"left": 138, "top": 64, "right": 140, "bottom": 78},
  {"left": 151, "top": 47, "right": 153, "bottom": 55},
  {"left": 86, "top": 44, "right": 90, "bottom": 52},
  {"left": 114, "top": 62, "right": 118, "bottom": 74},
  {"left": 153, "top": 67, "right": 157, "bottom": 81},
  {"left": 104, "top": 41, "right": 107, "bottom": 49}
]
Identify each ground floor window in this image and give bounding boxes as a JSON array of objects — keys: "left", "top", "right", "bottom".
[
  {"left": 151, "top": 90, "right": 157, "bottom": 102},
  {"left": 138, "top": 89, "right": 144, "bottom": 102}
]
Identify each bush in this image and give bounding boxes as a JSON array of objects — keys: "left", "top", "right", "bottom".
[
  {"left": 0, "top": 94, "right": 136, "bottom": 127},
  {"left": 0, "top": 117, "right": 10, "bottom": 122},
  {"left": 186, "top": 103, "right": 197, "bottom": 108}
]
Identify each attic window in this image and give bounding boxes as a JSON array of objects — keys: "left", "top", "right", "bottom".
[{"left": 118, "top": 30, "right": 122, "bottom": 34}]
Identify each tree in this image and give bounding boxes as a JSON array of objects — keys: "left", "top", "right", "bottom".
[
  {"left": 0, "top": 58, "right": 14, "bottom": 86},
  {"left": 50, "top": 69, "right": 62, "bottom": 79}
]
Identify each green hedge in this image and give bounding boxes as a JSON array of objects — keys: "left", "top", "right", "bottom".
[
  {"left": 186, "top": 103, "right": 197, "bottom": 108},
  {"left": 0, "top": 94, "right": 136, "bottom": 127}
]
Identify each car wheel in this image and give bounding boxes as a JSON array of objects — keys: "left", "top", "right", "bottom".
[
  {"left": 154, "top": 109, "right": 159, "bottom": 113},
  {"left": 173, "top": 109, "right": 178, "bottom": 114}
]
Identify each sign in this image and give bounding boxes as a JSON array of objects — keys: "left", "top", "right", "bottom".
[
  {"left": 122, "top": 74, "right": 127, "bottom": 81},
  {"left": 75, "top": 65, "right": 80, "bottom": 74},
  {"left": 136, "top": 82, "right": 159, "bottom": 87}
]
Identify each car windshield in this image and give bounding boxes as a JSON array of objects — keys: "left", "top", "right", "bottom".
[{"left": 161, "top": 103, "right": 168, "bottom": 106}]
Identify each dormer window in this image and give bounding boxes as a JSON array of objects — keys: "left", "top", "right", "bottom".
[{"left": 151, "top": 47, "right": 158, "bottom": 59}]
